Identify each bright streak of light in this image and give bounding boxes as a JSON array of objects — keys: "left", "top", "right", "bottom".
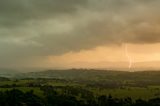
[{"left": 124, "top": 44, "right": 133, "bottom": 71}]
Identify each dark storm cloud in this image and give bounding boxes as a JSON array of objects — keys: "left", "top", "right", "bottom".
[
  {"left": 0, "top": 0, "right": 87, "bottom": 27},
  {"left": 1, "top": 0, "right": 160, "bottom": 67}
]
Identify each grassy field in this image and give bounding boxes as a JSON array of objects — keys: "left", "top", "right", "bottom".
[
  {"left": 1, "top": 70, "right": 160, "bottom": 101},
  {"left": 0, "top": 79, "right": 160, "bottom": 100},
  {"left": 91, "top": 87, "right": 160, "bottom": 100}
]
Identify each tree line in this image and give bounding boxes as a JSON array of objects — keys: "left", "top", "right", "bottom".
[{"left": 0, "top": 86, "right": 159, "bottom": 106}]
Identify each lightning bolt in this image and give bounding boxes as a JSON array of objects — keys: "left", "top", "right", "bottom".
[{"left": 124, "top": 44, "right": 133, "bottom": 71}]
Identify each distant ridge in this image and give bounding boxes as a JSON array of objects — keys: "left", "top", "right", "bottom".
[
  {"left": 0, "top": 68, "right": 19, "bottom": 78},
  {"left": 17, "top": 69, "right": 160, "bottom": 80}
]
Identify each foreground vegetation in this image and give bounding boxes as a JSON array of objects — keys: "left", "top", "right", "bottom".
[
  {"left": 1, "top": 69, "right": 160, "bottom": 105},
  {"left": 0, "top": 87, "right": 160, "bottom": 106}
]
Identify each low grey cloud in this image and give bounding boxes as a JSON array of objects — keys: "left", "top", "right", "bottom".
[
  {"left": 0, "top": 0, "right": 160, "bottom": 67},
  {"left": 0, "top": 0, "right": 87, "bottom": 27}
]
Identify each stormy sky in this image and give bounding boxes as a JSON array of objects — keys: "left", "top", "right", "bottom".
[{"left": 1, "top": 0, "right": 160, "bottom": 69}]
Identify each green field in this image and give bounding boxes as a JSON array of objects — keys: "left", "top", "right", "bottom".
[
  {"left": 1, "top": 70, "right": 160, "bottom": 102},
  {"left": 0, "top": 79, "right": 160, "bottom": 100}
]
